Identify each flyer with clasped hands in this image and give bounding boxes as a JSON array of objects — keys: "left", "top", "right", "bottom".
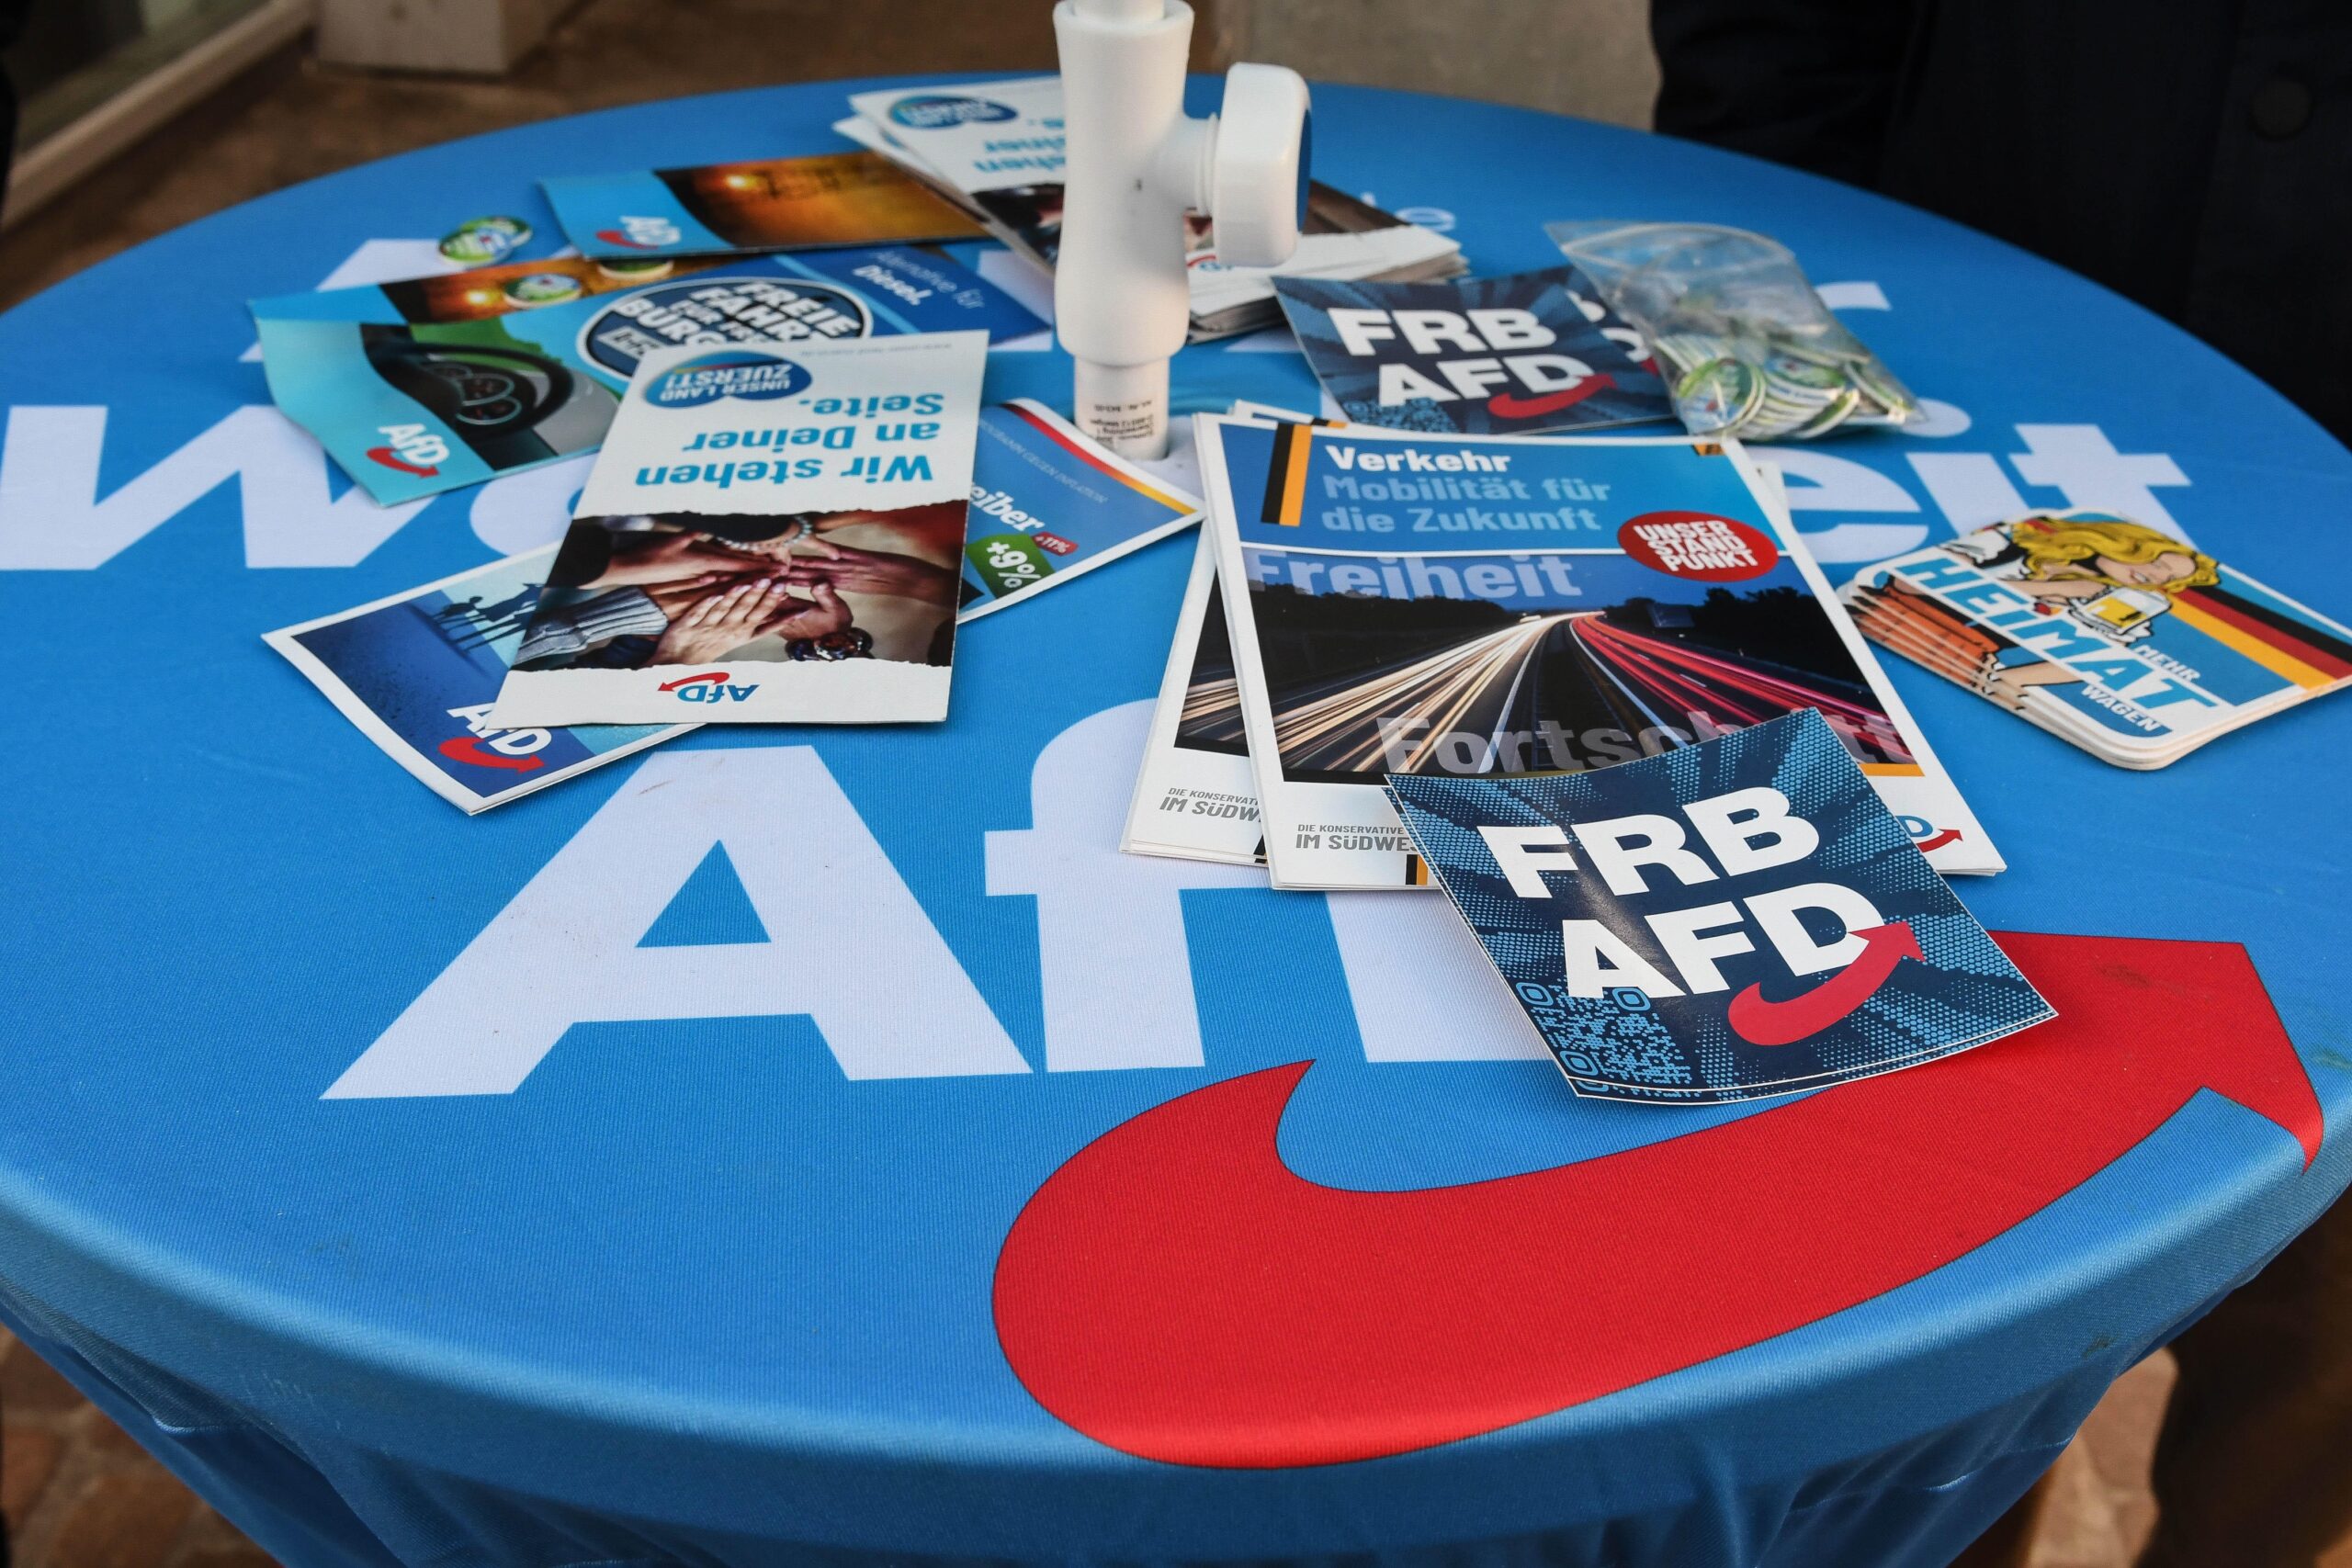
[
  {"left": 1388, "top": 709, "right": 2054, "bottom": 1104},
  {"left": 492, "top": 332, "right": 987, "bottom": 728}
]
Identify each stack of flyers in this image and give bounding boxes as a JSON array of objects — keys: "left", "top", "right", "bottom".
[
  {"left": 834, "top": 76, "right": 1464, "bottom": 340},
  {"left": 490, "top": 333, "right": 988, "bottom": 728},
  {"left": 266, "top": 549, "right": 693, "bottom": 813},
  {"left": 254, "top": 246, "right": 1040, "bottom": 504},
  {"left": 539, "top": 149, "right": 986, "bottom": 260},
  {"left": 960, "top": 400, "right": 1202, "bottom": 619},
  {"left": 1125, "top": 528, "right": 1266, "bottom": 865},
  {"left": 1842, "top": 511, "right": 2352, "bottom": 768},
  {"left": 1272, "top": 265, "right": 1675, "bottom": 435},
  {"left": 1387, "top": 708, "right": 2052, "bottom": 1104},
  {"left": 1183, "top": 414, "right": 2000, "bottom": 889},
  {"left": 1124, "top": 404, "right": 1333, "bottom": 866}
]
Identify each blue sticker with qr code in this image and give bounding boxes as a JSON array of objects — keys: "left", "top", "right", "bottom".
[{"left": 1386, "top": 708, "right": 2053, "bottom": 1104}]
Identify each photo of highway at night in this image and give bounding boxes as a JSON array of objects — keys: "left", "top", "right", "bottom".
[{"left": 1196, "top": 551, "right": 1914, "bottom": 787}]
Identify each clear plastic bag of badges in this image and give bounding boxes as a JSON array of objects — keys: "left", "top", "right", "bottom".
[{"left": 1546, "top": 220, "right": 1919, "bottom": 440}]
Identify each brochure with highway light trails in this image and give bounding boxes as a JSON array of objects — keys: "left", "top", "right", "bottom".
[{"left": 1191, "top": 414, "right": 2002, "bottom": 889}]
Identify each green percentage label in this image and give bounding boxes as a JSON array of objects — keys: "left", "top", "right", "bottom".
[{"left": 967, "top": 533, "right": 1057, "bottom": 599}]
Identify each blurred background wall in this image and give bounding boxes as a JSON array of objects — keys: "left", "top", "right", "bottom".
[
  {"left": 1208, "top": 0, "right": 1657, "bottom": 130},
  {"left": 0, "top": 0, "right": 1661, "bottom": 311}
]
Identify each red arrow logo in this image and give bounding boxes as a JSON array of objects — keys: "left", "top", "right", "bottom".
[
  {"left": 594, "top": 228, "right": 655, "bottom": 249},
  {"left": 993, "top": 932, "right": 2320, "bottom": 1469},
  {"left": 657, "top": 671, "right": 728, "bottom": 692},
  {"left": 435, "top": 737, "right": 543, "bottom": 773},
  {"left": 1727, "top": 920, "right": 1921, "bottom": 1045},
  {"left": 1487, "top": 373, "right": 1614, "bottom": 422},
  {"left": 365, "top": 446, "right": 438, "bottom": 477}
]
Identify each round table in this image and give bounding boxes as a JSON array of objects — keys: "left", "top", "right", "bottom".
[{"left": 1, "top": 74, "right": 2346, "bottom": 1568}]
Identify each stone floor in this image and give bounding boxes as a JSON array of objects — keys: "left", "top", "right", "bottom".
[
  {"left": 0, "top": 4, "right": 2329, "bottom": 1565},
  {"left": 0, "top": 1327, "right": 271, "bottom": 1568}
]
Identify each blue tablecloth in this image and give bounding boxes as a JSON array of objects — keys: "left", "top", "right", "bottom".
[{"left": 0, "top": 73, "right": 2346, "bottom": 1568}]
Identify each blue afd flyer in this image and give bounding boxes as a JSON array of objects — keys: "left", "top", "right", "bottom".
[
  {"left": 1273, "top": 265, "right": 1673, "bottom": 436},
  {"left": 1388, "top": 709, "right": 2053, "bottom": 1104},
  {"left": 1194, "top": 416, "right": 1999, "bottom": 891},
  {"left": 253, "top": 246, "right": 1040, "bottom": 506},
  {"left": 960, "top": 399, "right": 1202, "bottom": 619},
  {"left": 266, "top": 550, "right": 692, "bottom": 813}
]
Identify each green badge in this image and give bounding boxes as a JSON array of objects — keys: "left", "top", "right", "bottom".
[
  {"left": 503, "top": 271, "right": 583, "bottom": 308},
  {"left": 1673, "top": 356, "right": 1762, "bottom": 434},
  {"left": 440, "top": 216, "right": 532, "bottom": 265}
]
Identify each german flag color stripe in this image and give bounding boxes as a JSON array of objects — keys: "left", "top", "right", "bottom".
[
  {"left": 1260, "top": 423, "right": 1313, "bottom": 526},
  {"left": 2173, "top": 588, "right": 2352, "bottom": 689},
  {"left": 1001, "top": 403, "right": 1196, "bottom": 515},
  {"left": 2185, "top": 585, "right": 2352, "bottom": 678}
]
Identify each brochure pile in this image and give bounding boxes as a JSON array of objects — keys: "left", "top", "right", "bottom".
[
  {"left": 1843, "top": 511, "right": 2352, "bottom": 767},
  {"left": 541, "top": 149, "right": 986, "bottom": 259},
  {"left": 1389, "top": 708, "right": 2052, "bottom": 1103},
  {"left": 254, "top": 246, "right": 1038, "bottom": 504},
  {"left": 266, "top": 550, "right": 694, "bottom": 813},
  {"left": 1125, "top": 528, "right": 1266, "bottom": 865},
  {"left": 1124, "top": 405, "right": 1336, "bottom": 865},
  {"left": 834, "top": 75, "right": 1464, "bottom": 340},
  {"left": 1183, "top": 414, "right": 1999, "bottom": 889},
  {"left": 1272, "top": 265, "right": 1674, "bottom": 435},
  {"left": 492, "top": 332, "right": 989, "bottom": 728}
]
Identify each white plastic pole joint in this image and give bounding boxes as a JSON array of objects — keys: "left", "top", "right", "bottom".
[{"left": 1052, "top": 0, "right": 1309, "bottom": 458}]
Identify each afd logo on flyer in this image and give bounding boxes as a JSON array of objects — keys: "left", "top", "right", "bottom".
[
  {"left": 647, "top": 352, "right": 813, "bottom": 409},
  {"left": 596, "top": 214, "right": 682, "bottom": 249},
  {"left": 368, "top": 423, "right": 447, "bottom": 477},
  {"left": 888, "top": 93, "right": 1018, "bottom": 129},
  {"left": 659, "top": 671, "right": 761, "bottom": 704},
  {"left": 1387, "top": 708, "right": 2052, "bottom": 1104}
]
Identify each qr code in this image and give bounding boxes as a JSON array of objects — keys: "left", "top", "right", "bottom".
[
  {"left": 1519, "top": 982, "right": 1690, "bottom": 1087},
  {"left": 1344, "top": 397, "right": 1457, "bottom": 434}
]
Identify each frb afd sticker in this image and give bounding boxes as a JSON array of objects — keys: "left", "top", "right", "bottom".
[{"left": 1387, "top": 707, "right": 2052, "bottom": 1103}]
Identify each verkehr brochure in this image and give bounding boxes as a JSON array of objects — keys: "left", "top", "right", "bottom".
[
  {"left": 835, "top": 76, "right": 1463, "bottom": 340},
  {"left": 960, "top": 399, "right": 1202, "bottom": 619},
  {"left": 1390, "top": 709, "right": 2052, "bottom": 1103},
  {"left": 1193, "top": 414, "right": 2001, "bottom": 890},
  {"left": 541, "top": 149, "right": 987, "bottom": 259},
  {"left": 253, "top": 246, "right": 1039, "bottom": 505},
  {"left": 266, "top": 549, "right": 693, "bottom": 813},
  {"left": 492, "top": 332, "right": 988, "bottom": 728}
]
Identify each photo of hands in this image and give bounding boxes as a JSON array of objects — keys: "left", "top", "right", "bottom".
[{"left": 514, "top": 502, "right": 968, "bottom": 674}]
